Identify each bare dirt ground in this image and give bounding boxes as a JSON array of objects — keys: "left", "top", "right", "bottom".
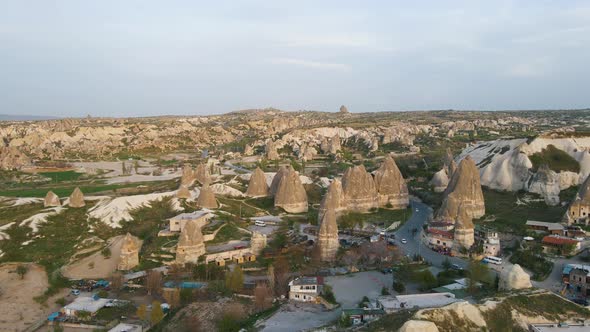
[
  {"left": 0, "top": 263, "right": 67, "bottom": 332},
  {"left": 62, "top": 235, "right": 141, "bottom": 279}
]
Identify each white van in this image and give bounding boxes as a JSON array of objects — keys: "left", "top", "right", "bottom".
[{"left": 254, "top": 220, "right": 266, "bottom": 227}]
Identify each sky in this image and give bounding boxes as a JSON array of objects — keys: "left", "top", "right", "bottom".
[{"left": 1, "top": 1, "right": 590, "bottom": 117}]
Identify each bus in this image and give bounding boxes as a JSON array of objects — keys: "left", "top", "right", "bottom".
[{"left": 483, "top": 256, "right": 502, "bottom": 265}]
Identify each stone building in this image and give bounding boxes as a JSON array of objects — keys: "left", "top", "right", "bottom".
[{"left": 168, "top": 211, "right": 211, "bottom": 232}]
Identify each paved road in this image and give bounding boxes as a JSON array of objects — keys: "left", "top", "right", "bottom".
[
  {"left": 394, "top": 200, "right": 469, "bottom": 269},
  {"left": 224, "top": 160, "right": 252, "bottom": 173}
]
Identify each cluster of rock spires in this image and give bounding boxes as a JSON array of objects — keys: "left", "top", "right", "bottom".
[
  {"left": 565, "top": 173, "right": 590, "bottom": 223},
  {"left": 320, "top": 134, "right": 342, "bottom": 155},
  {"left": 176, "top": 219, "right": 206, "bottom": 264},
  {"left": 69, "top": 187, "right": 86, "bottom": 208},
  {"left": 318, "top": 156, "right": 409, "bottom": 219},
  {"left": 0, "top": 146, "right": 31, "bottom": 170},
  {"left": 180, "top": 163, "right": 211, "bottom": 186},
  {"left": 432, "top": 155, "right": 485, "bottom": 252},
  {"left": 265, "top": 139, "right": 280, "bottom": 160}
]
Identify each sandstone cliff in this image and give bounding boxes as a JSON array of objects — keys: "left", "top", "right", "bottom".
[{"left": 0, "top": 146, "right": 30, "bottom": 170}]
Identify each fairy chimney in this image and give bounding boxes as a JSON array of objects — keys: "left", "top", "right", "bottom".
[
  {"left": 197, "top": 183, "right": 218, "bottom": 209},
  {"left": 373, "top": 156, "right": 409, "bottom": 209},
  {"left": 176, "top": 219, "right": 206, "bottom": 265},
  {"left": 318, "top": 179, "right": 346, "bottom": 223},
  {"left": 69, "top": 187, "right": 85, "bottom": 208},
  {"left": 274, "top": 168, "right": 308, "bottom": 213},
  {"left": 246, "top": 167, "right": 269, "bottom": 197},
  {"left": 342, "top": 165, "right": 378, "bottom": 212},
  {"left": 44, "top": 191, "right": 61, "bottom": 207},
  {"left": 316, "top": 208, "right": 339, "bottom": 262},
  {"left": 117, "top": 233, "right": 140, "bottom": 270}
]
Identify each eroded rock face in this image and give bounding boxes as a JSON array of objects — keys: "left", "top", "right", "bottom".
[
  {"left": 328, "top": 134, "right": 341, "bottom": 155},
  {"left": 274, "top": 168, "right": 308, "bottom": 213},
  {"left": 246, "top": 167, "right": 269, "bottom": 197},
  {"left": 342, "top": 165, "right": 378, "bottom": 212},
  {"left": 176, "top": 219, "right": 206, "bottom": 264},
  {"left": 0, "top": 146, "right": 30, "bottom": 170},
  {"left": 318, "top": 179, "right": 346, "bottom": 223},
  {"left": 266, "top": 139, "right": 279, "bottom": 160},
  {"left": 195, "top": 163, "right": 210, "bottom": 185},
  {"left": 180, "top": 164, "right": 195, "bottom": 186},
  {"left": 430, "top": 169, "right": 450, "bottom": 193},
  {"left": 269, "top": 166, "right": 289, "bottom": 196},
  {"left": 499, "top": 264, "right": 532, "bottom": 291},
  {"left": 374, "top": 156, "right": 409, "bottom": 209},
  {"left": 69, "top": 187, "right": 85, "bottom": 208},
  {"left": 176, "top": 185, "right": 192, "bottom": 199},
  {"left": 528, "top": 164, "right": 560, "bottom": 206},
  {"left": 197, "top": 183, "right": 218, "bottom": 209},
  {"left": 398, "top": 320, "right": 439, "bottom": 332},
  {"left": 250, "top": 231, "right": 267, "bottom": 255},
  {"left": 453, "top": 209, "right": 475, "bottom": 250},
  {"left": 436, "top": 156, "right": 485, "bottom": 222},
  {"left": 316, "top": 208, "right": 339, "bottom": 262},
  {"left": 118, "top": 233, "right": 140, "bottom": 270},
  {"left": 44, "top": 191, "right": 61, "bottom": 207}
]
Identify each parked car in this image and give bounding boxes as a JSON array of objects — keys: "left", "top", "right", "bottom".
[
  {"left": 71, "top": 289, "right": 80, "bottom": 296},
  {"left": 451, "top": 264, "right": 463, "bottom": 271},
  {"left": 401, "top": 238, "right": 407, "bottom": 244},
  {"left": 381, "top": 268, "right": 393, "bottom": 274}
]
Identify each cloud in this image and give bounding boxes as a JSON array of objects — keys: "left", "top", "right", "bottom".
[{"left": 269, "top": 58, "right": 351, "bottom": 71}]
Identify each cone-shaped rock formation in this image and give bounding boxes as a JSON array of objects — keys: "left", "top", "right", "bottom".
[
  {"left": 316, "top": 208, "right": 339, "bottom": 262},
  {"left": 342, "top": 165, "right": 378, "bottom": 212},
  {"left": 499, "top": 264, "right": 532, "bottom": 291},
  {"left": 270, "top": 166, "right": 289, "bottom": 196},
  {"left": 176, "top": 219, "right": 206, "bottom": 264},
  {"left": 195, "top": 163, "right": 211, "bottom": 185},
  {"left": 318, "top": 179, "right": 346, "bottom": 222},
  {"left": 453, "top": 208, "right": 475, "bottom": 250},
  {"left": 197, "top": 183, "right": 218, "bottom": 209},
  {"left": 436, "top": 156, "right": 485, "bottom": 221},
  {"left": 274, "top": 168, "right": 308, "bottom": 213},
  {"left": 176, "top": 185, "right": 192, "bottom": 199},
  {"left": 44, "top": 191, "right": 61, "bottom": 207},
  {"left": 374, "top": 156, "right": 409, "bottom": 209},
  {"left": 180, "top": 164, "right": 195, "bottom": 186},
  {"left": 69, "top": 187, "right": 85, "bottom": 208},
  {"left": 246, "top": 167, "right": 269, "bottom": 197}
]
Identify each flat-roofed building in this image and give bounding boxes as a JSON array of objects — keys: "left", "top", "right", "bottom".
[
  {"left": 376, "top": 293, "right": 462, "bottom": 313},
  {"left": 168, "top": 210, "right": 212, "bottom": 232},
  {"left": 288, "top": 276, "right": 324, "bottom": 303}
]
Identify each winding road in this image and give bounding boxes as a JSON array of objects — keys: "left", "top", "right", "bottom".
[{"left": 395, "top": 199, "right": 469, "bottom": 269}]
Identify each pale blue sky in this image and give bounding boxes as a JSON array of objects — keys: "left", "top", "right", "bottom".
[{"left": 1, "top": 1, "right": 589, "bottom": 117}]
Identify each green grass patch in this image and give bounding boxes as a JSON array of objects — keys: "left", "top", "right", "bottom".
[
  {"left": 529, "top": 145, "right": 580, "bottom": 173},
  {"left": 339, "top": 207, "right": 411, "bottom": 230},
  {"left": 0, "top": 202, "right": 44, "bottom": 226},
  {"left": 39, "top": 170, "right": 83, "bottom": 182},
  {"left": 509, "top": 246, "right": 553, "bottom": 281},
  {"left": 477, "top": 189, "right": 569, "bottom": 235}
]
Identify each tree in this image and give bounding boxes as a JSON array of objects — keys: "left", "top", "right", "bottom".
[
  {"left": 273, "top": 255, "right": 291, "bottom": 296},
  {"left": 467, "top": 260, "right": 491, "bottom": 294},
  {"left": 110, "top": 271, "right": 124, "bottom": 295},
  {"left": 133, "top": 160, "right": 139, "bottom": 174},
  {"left": 150, "top": 300, "right": 164, "bottom": 325},
  {"left": 146, "top": 270, "right": 162, "bottom": 295},
  {"left": 168, "top": 288, "right": 181, "bottom": 308},
  {"left": 267, "top": 265, "right": 275, "bottom": 292},
  {"left": 180, "top": 288, "right": 194, "bottom": 305},
  {"left": 254, "top": 282, "right": 272, "bottom": 311},
  {"left": 77, "top": 310, "right": 91, "bottom": 321},
  {"left": 225, "top": 266, "right": 244, "bottom": 292},
  {"left": 16, "top": 264, "right": 28, "bottom": 280},
  {"left": 416, "top": 270, "right": 437, "bottom": 291},
  {"left": 442, "top": 258, "right": 452, "bottom": 271},
  {"left": 136, "top": 304, "right": 147, "bottom": 321}
]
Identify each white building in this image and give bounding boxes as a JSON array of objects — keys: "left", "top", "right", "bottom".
[
  {"left": 168, "top": 211, "right": 211, "bottom": 232},
  {"left": 109, "top": 323, "right": 143, "bottom": 332},
  {"left": 288, "top": 276, "right": 324, "bottom": 303},
  {"left": 376, "top": 293, "right": 461, "bottom": 313},
  {"left": 62, "top": 296, "right": 111, "bottom": 316}
]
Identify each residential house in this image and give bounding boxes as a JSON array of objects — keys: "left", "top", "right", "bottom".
[
  {"left": 526, "top": 220, "right": 564, "bottom": 235},
  {"left": 562, "top": 264, "right": 590, "bottom": 296},
  {"left": 424, "top": 228, "right": 454, "bottom": 250},
  {"left": 167, "top": 211, "right": 211, "bottom": 232},
  {"left": 288, "top": 276, "right": 324, "bottom": 303},
  {"left": 475, "top": 226, "right": 501, "bottom": 257},
  {"left": 541, "top": 235, "right": 580, "bottom": 255},
  {"left": 62, "top": 296, "right": 111, "bottom": 317}
]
